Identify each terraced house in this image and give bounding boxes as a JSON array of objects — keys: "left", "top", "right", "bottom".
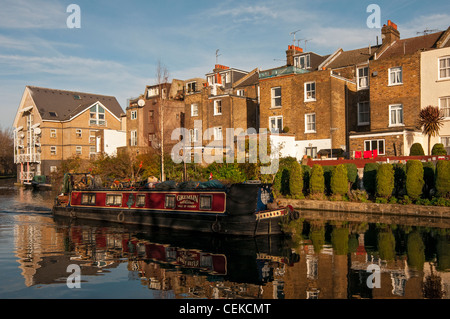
[{"left": 13, "top": 86, "right": 124, "bottom": 184}]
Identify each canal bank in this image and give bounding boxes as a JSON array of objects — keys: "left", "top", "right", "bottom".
[{"left": 278, "top": 198, "right": 450, "bottom": 228}]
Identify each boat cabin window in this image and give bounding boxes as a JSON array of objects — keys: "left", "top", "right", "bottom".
[
  {"left": 81, "top": 193, "right": 96, "bottom": 205},
  {"left": 199, "top": 195, "right": 212, "bottom": 210},
  {"left": 106, "top": 194, "right": 122, "bottom": 206},
  {"left": 165, "top": 195, "right": 176, "bottom": 209},
  {"left": 136, "top": 194, "right": 146, "bottom": 207}
]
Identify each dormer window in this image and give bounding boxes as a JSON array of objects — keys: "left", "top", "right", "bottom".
[
  {"left": 147, "top": 87, "right": 159, "bottom": 98},
  {"left": 294, "top": 54, "right": 310, "bottom": 69}
]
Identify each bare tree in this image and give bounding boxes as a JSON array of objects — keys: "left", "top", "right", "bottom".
[
  {"left": 0, "top": 127, "right": 14, "bottom": 175},
  {"left": 156, "top": 60, "right": 170, "bottom": 181}
]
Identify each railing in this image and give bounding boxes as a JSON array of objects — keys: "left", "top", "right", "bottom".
[
  {"left": 20, "top": 171, "right": 34, "bottom": 181},
  {"left": 14, "top": 153, "right": 41, "bottom": 164},
  {"left": 259, "top": 65, "right": 309, "bottom": 80}
]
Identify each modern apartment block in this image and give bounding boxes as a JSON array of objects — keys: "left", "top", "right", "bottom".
[{"left": 13, "top": 86, "right": 124, "bottom": 183}]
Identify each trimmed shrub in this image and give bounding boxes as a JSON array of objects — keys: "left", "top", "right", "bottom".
[
  {"left": 309, "top": 164, "right": 325, "bottom": 195},
  {"left": 393, "top": 163, "right": 407, "bottom": 197},
  {"left": 409, "top": 143, "right": 425, "bottom": 156},
  {"left": 301, "top": 165, "right": 311, "bottom": 195},
  {"left": 363, "top": 163, "right": 380, "bottom": 196},
  {"left": 289, "top": 161, "right": 303, "bottom": 198},
  {"left": 322, "top": 165, "right": 334, "bottom": 195},
  {"left": 436, "top": 160, "right": 450, "bottom": 198},
  {"left": 376, "top": 163, "right": 394, "bottom": 198},
  {"left": 345, "top": 163, "right": 358, "bottom": 190},
  {"left": 273, "top": 157, "right": 297, "bottom": 196},
  {"left": 331, "top": 164, "right": 348, "bottom": 196},
  {"left": 432, "top": 143, "right": 447, "bottom": 155},
  {"left": 406, "top": 160, "right": 424, "bottom": 201}
]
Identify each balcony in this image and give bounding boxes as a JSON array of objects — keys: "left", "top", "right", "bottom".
[
  {"left": 14, "top": 152, "right": 41, "bottom": 164},
  {"left": 259, "top": 65, "right": 309, "bottom": 80}
]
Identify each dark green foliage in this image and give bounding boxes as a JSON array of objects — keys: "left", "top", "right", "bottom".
[
  {"left": 409, "top": 143, "right": 425, "bottom": 156},
  {"left": 422, "top": 162, "right": 435, "bottom": 198},
  {"left": 322, "top": 165, "right": 334, "bottom": 195},
  {"left": 331, "top": 227, "right": 349, "bottom": 255},
  {"left": 301, "top": 165, "right": 311, "bottom": 194},
  {"left": 432, "top": 143, "right": 447, "bottom": 155},
  {"left": 376, "top": 163, "right": 394, "bottom": 198},
  {"left": 289, "top": 161, "right": 303, "bottom": 198},
  {"left": 309, "top": 164, "right": 325, "bottom": 194},
  {"left": 435, "top": 160, "right": 450, "bottom": 198},
  {"left": 377, "top": 230, "right": 396, "bottom": 261},
  {"left": 393, "top": 164, "right": 407, "bottom": 197},
  {"left": 363, "top": 163, "right": 380, "bottom": 196},
  {"left": 406, "top": 160, "right": 424, "bottom": 201},
  {"left": 345, "top": 163, "right": 358, "bottom": 190},
  {"left": 330, "top": 164, "right": 348, "bottom": 196},
  {"left": 273, "top": 157, "right": 298, "bottom": 196},
  {"left": 436, "top": 235, "right": 450, "bottom": 271}
]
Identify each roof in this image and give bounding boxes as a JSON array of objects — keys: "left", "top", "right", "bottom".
[
  {"left": 26, "top": 86, "right": 124, "bottom": 121},
  {"left": 377, "top": 31, "right": 446, "bottom": 59},
  {"left": 326, "top": 46, "right": 380, "bottom": 69},
  {"left": 234, "top": 68, "right": 259, "bottom": 88}
]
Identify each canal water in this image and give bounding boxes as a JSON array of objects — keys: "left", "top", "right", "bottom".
[{"left": 0, "top": 178, "right": 449, "bottom": 300}]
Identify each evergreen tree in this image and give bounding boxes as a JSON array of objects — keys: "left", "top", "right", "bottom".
[
  {"left": 309, "top": 164, "right": 325, "bottom": 195},
  {"left": 376, "top": 163, "right": 394, "bottom": 198},
  {"left": 289, "top": 160, "right": 303, "bottom": 198},
  {"left": 435, "top": 160, "right": 450, "bottom": 198},
  {"left": 406, "top": 160, "right": 424, "bottom": 201},
  {"left": 331, "top": 164, "right": 348, "bottom": 196}
]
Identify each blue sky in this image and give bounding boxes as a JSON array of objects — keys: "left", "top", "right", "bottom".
[{"left": 1, "top": 0, "right": 449, "bottom": 129}]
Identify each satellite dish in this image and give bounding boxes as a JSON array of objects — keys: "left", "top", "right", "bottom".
[
  {"left": 138, "top": 99, "right": 145, "bottom": 107},
  {"left": 34, "top": 128, "right": 41, "bottom": 135}
]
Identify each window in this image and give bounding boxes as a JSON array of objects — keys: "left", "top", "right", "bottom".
[
  {"left": 106, "top": 194, "right": 122, "bottom": 206},
  {"left": 50, "top": 129, "right": 57, "bottom": 138},
  {"left": 76, "top": 129, "right": 82, "bottom": 138},
  {"left": 221, "top": 72, "right": 230, "bottom": 84},
  {"left": 439, "top": 56, "right": 450, "bottom": 79},
  {"left": 186, "top": 81, "right": 196, "bottom": 94},
  {"left": 131, "top": 110, "right": 137, "bottom": 120},
  {"left": 357, "top": 67, "right": 369, "bottom": 89},
  {"left": 389, "top": 67, "right": 403, "bottom": 85},
  {"left": 81, "top": 193, "right": 96, "bottom": 205},
  {"left": 148, "top": 87, "right": 159, "bottom": 97},
  {"left": 364, "top": 139, "right": 385, "bottom": 155},
  {"left": 49, "top": 111, "right": 58, "bottom": 117},
  {"left": 76, "top": 146, "right": 82, "bottom": 155},
  {"left": 214, "top": 127, "right": 222, "bottom": 140},
  {"left": 441, "top": 136, "right": 450, "bottom": 154},
  {"left": 207, "top": 75, "right": 215, "bottom": 86},
  {"left": 271, "top": 87, "right": 282, "bottom": 108},
  {"left": 136, "top": 195, "right": 146, "bottom": 207},
  {"left": 89, "top": 146, "right": 96, "bottom": 158},
  {"left": 190, "top": 128, "right": 199, "bottom": 143},
  {"left": 269, "top": 116, "right": 283, "bottom": 133},
  {"left": 131, "top": 130, "right": 137, "bottom": 146},
  {"left": 294, "top": 54, "right": 310, "bottom": 69},
  {"left": 389, "top": 104, "right": 404, "bottom": 126},
  {"left": 191, "top": 104, "right": 198, "bottom": 117},
  {"left": 236, "top": 89, "right": 245, "bottom": 96},
  {"left": 305, "top": 113, "right": 316, "bottom": 133},
  {"left": 357, "top": 102, "right": 370, "bottom": 125},
  {"left": 89, "top": 130, "right": 97, "bottom": 144},
  {"left": 90, "top": 104, "right": 106, "bottom": 126},
  {"left": 165, "top": 195, "right": 176, "bottom": 208},
  {"left": 305, "top": 147, "right": 318, "bottom": 158},
  {"left": 214, "top": 100, "right": 222, "bottom": 115},
  {"left": 50, "top": 146, "right": 57, "bottom": 155},
  {"left": 304, "top": 82, "right": 316, "bottom": 101},
  {"left": 439, "top": 96, "right": 450, "bottom": 118},
  {"left": 199, "top": 195, "right": 212, "bottom": 210}
]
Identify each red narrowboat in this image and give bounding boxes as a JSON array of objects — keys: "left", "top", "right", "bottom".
[{"left": 52, "top": 174, "right": 298, "bottom": 236}]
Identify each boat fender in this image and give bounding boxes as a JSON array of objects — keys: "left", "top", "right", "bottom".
[
  {"left": 211, "top": 216, "right": 221, "bottom": 233},
  {"left": 117, "top": 211, "right": 125, "bottom": 223}
]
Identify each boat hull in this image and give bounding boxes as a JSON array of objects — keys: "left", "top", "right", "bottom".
[{"left": 52, "top": 205, "right": 288, "bottom": 236}]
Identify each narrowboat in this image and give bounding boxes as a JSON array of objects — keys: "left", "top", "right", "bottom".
[{"left": 52, "top": 173, "right": 299, "bottom": 236}]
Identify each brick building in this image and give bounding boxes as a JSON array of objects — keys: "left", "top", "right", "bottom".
[
  {"left": 183, "top": 65, "right": 259, "bottom": 161},
  {"left": 349, "top": 22, "right": 450, "bottom": 156},
  {"left": 13, "top": 86, "right": 124, "bottom": 183},
  {"left": 120, "top": 80, "right": 185, "bottom": 157}
]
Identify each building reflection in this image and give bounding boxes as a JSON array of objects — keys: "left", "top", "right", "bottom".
[{"left": 12, "top": 214, "right": 450, "bottom": 299}]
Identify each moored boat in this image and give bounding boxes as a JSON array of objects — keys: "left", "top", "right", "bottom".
[{"left": 52, "top": 173, "right": 299, "bottom": 236}]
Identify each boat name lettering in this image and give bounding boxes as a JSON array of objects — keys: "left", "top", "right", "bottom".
[{"left": 176, "top": 195, "right": 198, "bottom": 203}]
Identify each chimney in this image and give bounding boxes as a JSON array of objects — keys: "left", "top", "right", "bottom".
[
  {"left": 286, "top": 45, "right": 303, "bottom": 66},
  {"left": 381, "top": 20, "right": 400, "bottom": 46}
]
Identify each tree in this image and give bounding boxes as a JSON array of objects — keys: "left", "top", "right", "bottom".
[
  {"left": 418, "top": 105, "right": 444, "bottom": 155},
  {"left": 330, "top": 164, "right": 348, "bottom": 196},
  {"left": 155, "top": 60, "right": 170, "bottom": 181},
  {"left": 363, "top": 163, "right": 379, "bottom": 196},
  {"left": 431, "top": 143, "right": 447, "bottom": 155},
  {"left": 309, "top": 164, "right": 325, "bottom": 195},
  {"left": 409, "top": 143, "right": 425, "bottom": 156},
  {"left": 435, "top": 160, "right": 450, "bottom": 198},
  {"left": 289, "top": 160, "right": 303, "bottom": 198},
  {"left": 376, "top": 163, "right": 394, "bottom": 198},
  {"left": 406, "top": 160, "right": 424, "bottom": 201}
]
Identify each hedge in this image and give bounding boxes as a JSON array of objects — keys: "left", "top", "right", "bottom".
[
  {"left": 406, "top": 160, "right": 424, "bottom": 201},
  {"left": 432, "top": 143, "right": 447, "bottom": 156},
  {"left": 331, "top": 164, "right": 348, "bottom": 196},
  {"left": 289, "top": 161, "right": 303, "bottom": 198},
  {"left": 310, "top": 164, "right": 325, "bottom": 194},
  {"left": 436, "top": 160, "right": 450, "bottom": 198},
  {"left": 410, "top": 143, "right": 425, "bottom": 156},
  {"left": 376, "top": 163, "right": 394, "bottom": 198},
  {"left": 363, "top": 163, "right": 380, "bottom": 196}
]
